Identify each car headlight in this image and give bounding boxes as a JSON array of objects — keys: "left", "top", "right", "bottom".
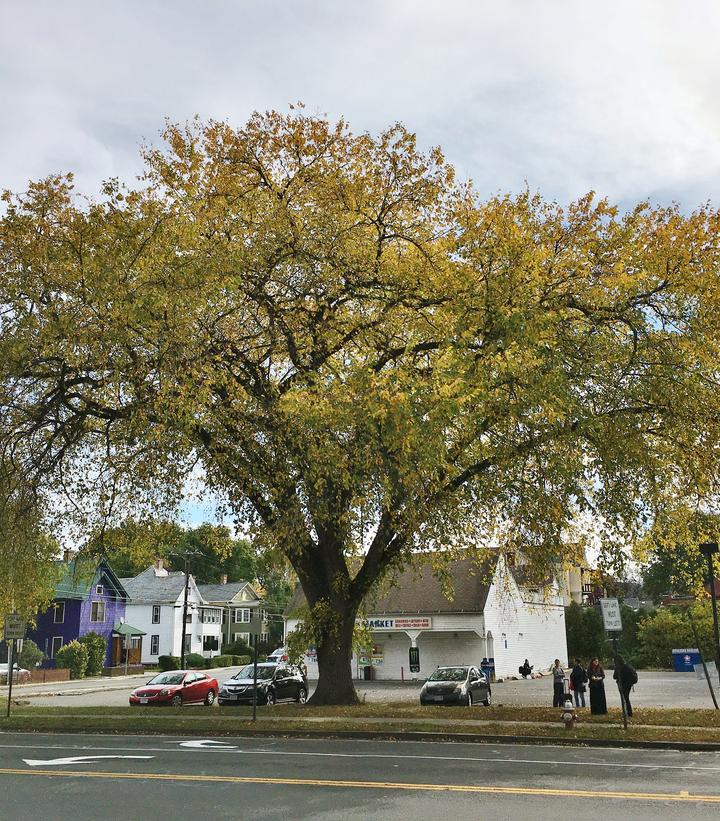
[
  {"left": 160, "top": 689, "right": 172, "bottom": 695},
  {"left": 454, "top": 685, "right": 464, "bottom": 693}
]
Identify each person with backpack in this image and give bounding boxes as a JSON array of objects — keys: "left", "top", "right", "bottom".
[
  {"left": 613, "top": 655, "right": 638, "bottom": 717},
  {"left": 569, "top": 658, "right": 588, "bottom": 708}
]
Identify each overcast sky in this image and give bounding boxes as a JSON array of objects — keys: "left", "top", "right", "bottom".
[{"left": 2, "top": 0, "right": 719, "bottom": 212}]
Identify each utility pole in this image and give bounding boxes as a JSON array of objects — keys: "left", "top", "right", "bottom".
[
  {"left": 699, "top": 542, "right": 720, "bottom": 671},
  {"left": 170, "top": 550, "right": 202, "bottom": 669}
]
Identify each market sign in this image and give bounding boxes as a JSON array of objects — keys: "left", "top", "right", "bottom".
[
  {"left": 599, "top": 598, "right": 622, "bottom": 632},
  {"left": 364, "top": 617, "right": 432, "bottom": 630}
]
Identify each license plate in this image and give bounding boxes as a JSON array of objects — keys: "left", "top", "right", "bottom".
[
  {"left": 140, "top": 698, "right": 148, "bottom": 704},
  {"left": 430, "top": 695, "right": 444, "bottom": 702}
]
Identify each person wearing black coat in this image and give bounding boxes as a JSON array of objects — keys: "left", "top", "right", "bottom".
[
  {"left": 613, "top": 655, "right": 637, "bottom": 717},
  {"left": 569, "top": 659, "right": 588, "bottom": 708},
  {"left": 587, "top": 657, "right": 607, "bottom": 715}
]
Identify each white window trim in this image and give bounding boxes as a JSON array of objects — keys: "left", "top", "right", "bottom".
[
  {"left": 90, "top": 600, "right": 106, "bottom": 623},
  {"left": 232, "top": 632, "right": 251, "bottom": 644},
  {"left": 234, "top": 608, "right": 251, "bottom": 624},
  {"left": 150, "top": 635, "right": 159, "bottom": 655},
  {"left": 51, "top": 636, "right": 63, "bottom": 658},
  {"left": 151, "top": 605, "right": 161, "bottom": 624},
  {"left": 95, "top": 584, "right": 104, "bottom": 596},
  {"left": 54, "top": 602, "right": 65, "bottom": 624}
]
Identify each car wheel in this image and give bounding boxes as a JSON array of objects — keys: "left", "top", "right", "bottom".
[
  {"left": 265, "top": 689, "right": 276, "bottom": 706},
  {"left": 205, "top": 689, "right": 216, "bottom": 706},
  {"left": 483, "top": 691, "right": 492, "bottom": 707},
  {"left": 171, "top": 694, "right": 183, "bottom": 708},
  {"left": 466, "top": 692, "right": 473, "bottom": 707},
  {"left": 297, "top": 687, "right": 307, "bottom": 704}
]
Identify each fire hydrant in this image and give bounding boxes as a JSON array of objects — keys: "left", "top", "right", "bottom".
[{"left": 561, "top": 696, "right": 577, "bottom": 729}]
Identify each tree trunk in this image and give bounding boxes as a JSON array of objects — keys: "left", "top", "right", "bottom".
[{"left": 308, "top": 606, "right": 359, "bottom": 705}]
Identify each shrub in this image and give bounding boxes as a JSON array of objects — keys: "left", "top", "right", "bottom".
[
  {"left": 212, "top": 655, "right": 235, "bottom": 667},
  {"left": 185, "top": 652, "right": 205, "bottom": 668},
  {"left": 223, "top": 639, "right": 253, "bottom": 658},
  {"left": 79, "top": 632, "right": 107, "bottom": 676},
  {"left": 158, "top": 655, "right": 181, "bottom": 671},
  {"left": 233, "top": 655, "right": 251, "bottom": 666},
  {"left": 55, "top": 640, "right": 89, "bottom": 679},
  {"left": 18, "top": 639, "right": 44, "bottom": 670}
]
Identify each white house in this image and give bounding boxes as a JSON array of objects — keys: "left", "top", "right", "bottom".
[
  {"left": 284, "top": 554, "right": 568, "bottom": 680},
  {"left": 121, "top": 561, "right": 223, "bottom": 664}
]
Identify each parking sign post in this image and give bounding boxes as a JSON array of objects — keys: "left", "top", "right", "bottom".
[
  {"left": 599, "top": 599, "right": 627, "bottom": 730},
  {"left": 3, "top": 613, "right": 27, "bottom": 718}
]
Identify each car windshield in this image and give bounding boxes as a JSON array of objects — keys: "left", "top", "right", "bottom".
[
  {"left": 428, "top": 667, "right": 468, "bottom": 682},
  {"left": 147, "top": 672, "right": 185, "bottom": 686},
  {"left": 234, "top": 664, "right": 276, "bottom": 681}
]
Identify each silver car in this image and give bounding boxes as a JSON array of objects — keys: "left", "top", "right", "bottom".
[{"left": 420, "top": 665, "right": 491, "bottom": 707}]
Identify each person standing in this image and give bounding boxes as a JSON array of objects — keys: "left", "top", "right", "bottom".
[
  {"left": 587, "top": 657, "right": 607, "bottom": 715},
  {"left": 570, "top": 658, "right": 588, "bottom": 708},
  {"left": 551, "top": 659, "right": 565, "bottom": 707},
  {"left": 613, "top": 655, "right": 638, "bottom": 718}
]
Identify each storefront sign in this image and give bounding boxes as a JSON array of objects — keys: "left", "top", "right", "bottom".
[{"left": 364, "top": 616, "right": 432, "bottom": 630}]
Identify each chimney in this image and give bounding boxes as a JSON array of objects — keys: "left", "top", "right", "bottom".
[
  {"left": 220, "top": 574, "right": 228, "bottom": 585},
  {"left": 153, "top": 558, "right": 168, "bottom": 577},
  {"left": 63, "top": 549, "right": 78, "bottom": 564}
]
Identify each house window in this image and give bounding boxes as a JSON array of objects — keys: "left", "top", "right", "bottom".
[
  {"left": 91, "top": 601, "right": 106, "bottom": 622},
  {"left": 203, "top": 636, "right": 219, "bottom": 652},
  {"left": 234, "top": 608, "right": 251, "bottom": 623},
  {"left": 260, "top": 632, "right": 270, "bottom": 644},
  {"left": 201, "top": 608, "right": 220, "bottom": 624},
  {"left": 150, "top": 635, "right": 159, "bottom": 655},
  {"left": 152, "top": 605, "right": 161, "bottom": 624},
  {"left": 233, "top": 632, "right": 250, "bottom": 644},
  {"left": 260, "top": 609, "right": 268, "bottom": 622},
  {"left": 54, "top": 602, "right": 65, "bottom": 624},
  {"left": 95, "top": 584, "right": 104, "bottom": 596},
  {"left": 185, "top": 612, "right": 193, "bottom": 624},
  {"left": 51, "top": 636, "right": 63, "bottom": 658}
]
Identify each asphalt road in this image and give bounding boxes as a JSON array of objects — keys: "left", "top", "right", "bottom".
[
  {"left": 0, "top": 732, "right": 719, "bottom": 820},
  {"left": 8, "top": 670, "right": 720, "bottom": 709}
]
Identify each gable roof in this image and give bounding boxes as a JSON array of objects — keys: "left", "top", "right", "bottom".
[
  {"left": 197, "top": 581, "right": 259, "bottom": 604},
  {"left": 285, "top": 554, "right": 498, "bottom": 617},
  {"left": 121, "top": 566, "right": 196, "bottom": 604},
  {"left": 54, "top": 557, "right": 128, "bottom": 601}
]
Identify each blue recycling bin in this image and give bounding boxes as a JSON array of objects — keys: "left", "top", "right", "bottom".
[{"left": 672, "top": 648, "right": 701, "bottom": 672}]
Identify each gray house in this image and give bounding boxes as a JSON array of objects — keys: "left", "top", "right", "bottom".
[{"left": 197, "top": 577, "right": 268, "bottom": 648}]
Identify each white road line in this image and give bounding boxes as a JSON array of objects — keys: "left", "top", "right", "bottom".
[{"left": 0, "top": 742, "right": 719, "bottom": 772}]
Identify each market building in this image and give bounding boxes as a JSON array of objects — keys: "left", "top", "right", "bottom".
[{"left": 284, "top": 554, "right": 568, "bottom": 680}]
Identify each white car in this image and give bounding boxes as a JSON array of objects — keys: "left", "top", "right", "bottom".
[
  {"left": 267, "top": 647, "right": 288, "bottom": 661},
  {"left": 0, "top": 663, "right": 31, "bottom": 684}
]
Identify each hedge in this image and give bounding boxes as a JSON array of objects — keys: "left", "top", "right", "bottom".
[
  {"left": 158, "top": 655, "right": 181, "bottom": 671},
  {"left": 55, "top": 640, "right": 89, "bottom": 679},
  {"left": 185, "top": 652, "right": 205, "bottom": 668}
]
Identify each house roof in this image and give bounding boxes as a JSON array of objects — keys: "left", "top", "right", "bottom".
[
  {"left": 121, "top": 566, "right": 194, "bottom": 604},
  {"left": 54, "top": 557, "right": 128, "bottom": 601},
  {"left": 112, "top": 622, "right": 146, "bottom": 637},
  {"left": 197, "top": 581, "right": 256, "bottom": 604},
  {"left": 285, "top": 555, "right": 498, "bottom": 617}
]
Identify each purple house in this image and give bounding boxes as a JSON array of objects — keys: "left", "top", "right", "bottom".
[{"left": 29, "top": 557, "right": 129, "bottom": 668}]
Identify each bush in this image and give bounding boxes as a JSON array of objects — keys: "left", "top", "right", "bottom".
[
  {"left": 223, "top": 639, "right": 253, "bottom": 658},
  {"left": 185, "top": 652, "right": 205, "bottom": 668},
  {"left": 158, "top": 655, "right": 181, "bottom": 671},
  {"left": 79, "top": 632, "right": 107, "bottom": 676},
  {"left": 55, "top": 640, "right": 89, "bottom": 679},
  {"left": 212, "top": 655, "right": 235, "bottom": 667},
  {"left": 18, "top": 639, "right": 44, "bottom": 670},
  {"left": 233, "top": 655, "right": 251, "bottom": 666}
]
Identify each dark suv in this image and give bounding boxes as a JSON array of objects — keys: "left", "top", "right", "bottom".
[{"left": 219, "top": 662, "right": 308, "bottom": 706}]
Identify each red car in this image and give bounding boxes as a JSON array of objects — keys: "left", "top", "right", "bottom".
[{"left": 129, "top": 670, "right": 219, "bottom": 707}]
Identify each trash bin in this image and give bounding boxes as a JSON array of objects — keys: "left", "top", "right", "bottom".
[
  {"left": 363, "top": 665, "right": 375, "bottom": 681},
  {"left": 672, "top": 648, "right": 701, "bottom": 672}
]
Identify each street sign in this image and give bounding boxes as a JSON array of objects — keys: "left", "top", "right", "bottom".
[
  {"left": 409, "top": 646, "right": 420, "bottom": 673},
  {"left": 3, "top": 613, "right": 26, "bottom": 641},
  {"left": 599, "top": 598, "right": 622, "bottom": 632}
]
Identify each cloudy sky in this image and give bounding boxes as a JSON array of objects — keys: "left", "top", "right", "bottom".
[{"left": 2, "top": 0, "right": 719, "bottom": 213}]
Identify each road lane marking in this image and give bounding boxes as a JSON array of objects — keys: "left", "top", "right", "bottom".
[
  {"left": 176, "top": 740, "right": 237, "bottom": 749},
  {"left": 0, "top": 767, "right": 718, "bottom": 802},
  {"left": 22, "top": 756, "right": 154, "bottom": 767},
  {"left": 1, "top": 742, "right": 720, "bottom": 773}
]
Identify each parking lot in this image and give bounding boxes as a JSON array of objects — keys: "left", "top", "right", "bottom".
[{"left": 4, "top": 669, "right": 720, "bottom": 710}]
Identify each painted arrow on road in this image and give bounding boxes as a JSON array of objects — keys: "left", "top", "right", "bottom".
[
  {"left": 177, "top": 739, "right": 238, "bottom": 749},
  {"left": 23, "top": 755, "right": 154, "bottom": 767}
]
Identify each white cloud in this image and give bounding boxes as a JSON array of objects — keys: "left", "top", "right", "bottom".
[{"left": 1, "top": 0, "right": 719, "bottom": 206}]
